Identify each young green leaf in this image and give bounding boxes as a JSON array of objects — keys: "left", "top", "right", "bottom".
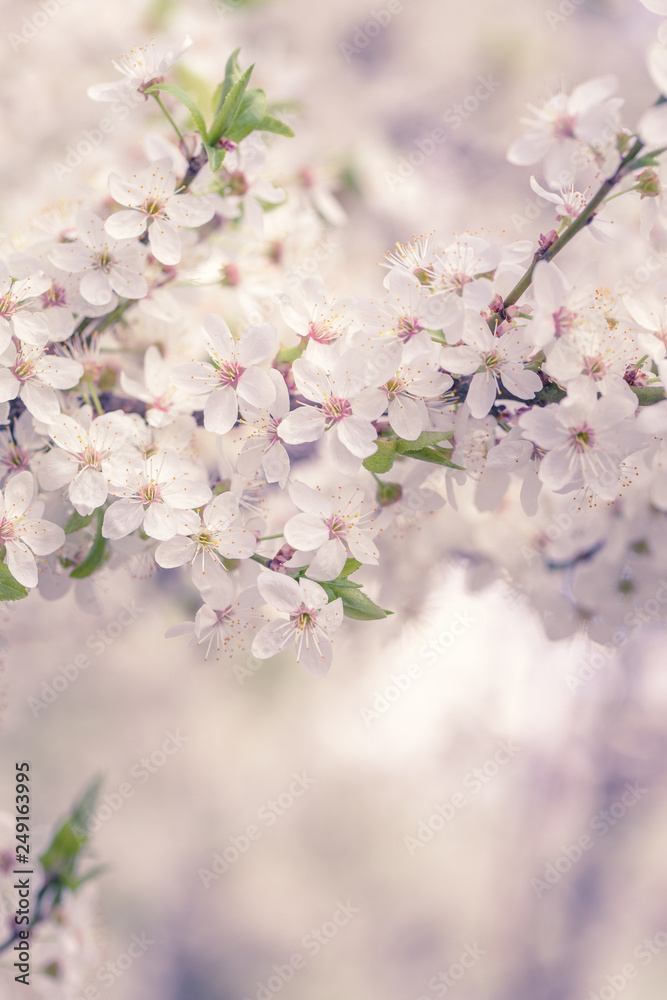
[
  {"left": 0, "top": 563, "right": 28, "bottom": 601},
  {"left": 65, "top": 510, "right": 93, "bottom": 535},
  {"left": 362, "top": 438, "right": 397, "bottom": 474},
  {"left": 70, "top": 508, "right": 107, "bottom": 579},
  {"left": 207, "top": 65, "right": 254, "bottom": 145}
]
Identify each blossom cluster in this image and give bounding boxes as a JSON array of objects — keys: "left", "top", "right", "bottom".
[{"left": 3, "top": 12, "right": 667, "bottom": 677}]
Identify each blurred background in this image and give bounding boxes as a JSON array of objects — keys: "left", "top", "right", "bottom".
[{"left": 1, "top": 0, "right": 667, "bottom": 998}]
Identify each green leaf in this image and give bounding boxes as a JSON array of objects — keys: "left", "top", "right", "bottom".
[
  {"left": 339, "top": 558, "right": 362, "bottom": 578},
  {"left": 405, "top": 446, "right": 465, "bottom": 469},
  {"left": 65, "top": 510, "right": 93, "bottom": 535},
  {"left": 256, "top": 114, "right": 294, "bottom": 138},
  {"left": 70, "top": 508, "right": 107, "bottom": 579},
  {"left": 225, "top": 89, "right": 268, "bottom": 142},
  {"left": 363, "top": 438, "right": 397, "bottom": 474},
  {"left": 145, "top": 83, "right": 207, "bottom": 137},
  {"left": 395, "top": 430, "right": 454, "bottom": 453},
  {"left": 203, "top": 141, "right": 227, "bottom": 173},
  {"left": 39, "top": 778, "right": 102, "bottom": 879},
  {"left": 207, "top": 65, "right": 254, "bottom": 145},
  {"left": 217, "top": 48, "right": 244, "bottom": 114},
  {"left": 333, "top": 587, "right": 389, "bottom": 621},
  {"left": 0, "top": 562, "right": 28, "bottom": 601}
]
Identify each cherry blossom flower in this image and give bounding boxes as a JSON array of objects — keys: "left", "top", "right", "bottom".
[
  {"left": 0, "top": 471, "right": 65, "bottom": 588},
  {"left": 172, "top": 315, "right": 277, "bottom": 435},
  {"left": 529, "top": 177, "right": 615, "bottom": 242},
  {"left": 105, "top": 160, "right": 214, "bottom": 266},
  {"left": 238, "top": 368, "right": 310, "bottom": 488},
  {"left": 284, "top": 481, "right": 379, "bottom": 581},
  {"left": 87, "top": 37, "right": 193, "bottom": 103},
  {"left": 357, "top": 341, "right": 453, "bottom": 440},
  {"left": 282, "top": 351, "right": 380, "bottom": 474},
  {"left": 507, "top": 76, "right": 623, "bottom": 184},
  {"left": 103, "top": 449, "right": 211, "bottom": 540},
  {"left": 542, "top": 316, "right": 643, "bottom": 399},
  {"left": 0, "top": 343, "right": 83, "bottom": 422},
  {"left": 440, "top": 316, "right": 542, "bottom": 419},
  {"left": 36, "top": 408, "right": 131, "bottom": 515},
  {"left": 279, "top": 275, "right": 350, "bottom": 365},
  {"left": 0, "top": 262, "right": 51, "bottom": 350},
  {"left": 519, "top": 386, "right": 644, "bottom": 502},
  {"left": 165, "top": 577, "right": 265, "bottom": 661},
  {"left": 50, "top": 210, "right": 148, "bottom": 306},
  {"left": 155, "top": 492, "right": 257, "bottom": 587},
  {"left": 0, "top": 410, "right": 44, "bottom": 483},
  {"left": 251, "top": 571, "right": 343, "bottom": 676},
  {"left": 355, "top": 268, "right": 461, "bottom": 352},
  {"left": 120, "top": 344, "right": 201, "bottom": 428}
]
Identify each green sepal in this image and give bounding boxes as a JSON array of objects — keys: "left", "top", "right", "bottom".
[
  {"left": 633, "top": 385, "right": 666, "bottom": 405},
  {"left": 0, "top": 562, "right": 28, "bottom": 601},
  {"left": 275, "top": 344, "right": 304, "bottom": 364},
  {"left": 255, "top": 115, "right": 294, "bottom": 138}
]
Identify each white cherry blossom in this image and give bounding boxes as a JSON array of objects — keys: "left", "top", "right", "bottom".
[
  {"left": 252, "top": 571, "right": 343, "bottom": 676},
  {"left": 0, "top": 471, "right": 65, "bottom": 588},
  {"left": 172, "top": 315, "right": 277, "bottom": 435},
  {"left": 105, "top": 160, "right": 214, "bottom": 266}
]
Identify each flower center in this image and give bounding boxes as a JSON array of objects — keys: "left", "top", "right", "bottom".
[
  {"left": 326, "top": 514, "right": 349, "bottom": 539},
  {"left": 571, "top": 424, "right": 595, "bottom": 452},
  {"left": 552, "top": 112, "right": 576, "bottom": 139},
  {"left": 79, "top": 446, "right": 103, "bottom": 470},
  {"left": 0, "top": 295, "right": 16, "bottom": 318},
  {"left": 2, "top": 445, "right": 30, "bottom": 471},
  {"left": 385, "top": 376, "right": 405, "bottom": 400},
  {"left": 41, "top": 283, "right": 68, "bottom": 308},
  {"left": 0, "top": 517, "right": 18, "bottom": 543},
  {"left": 227, "top": 171, "right": 249, "bottom": 196},
  {"left": 139, "top": 481, "right": 162, "bottom": 504},
  {"left": 143, "top": 198, "right": 164, "bottom": 217},
  {"left": 321, "top": 396, "right": 352, "bottom": 425},
  {"left": 307, "top": 319, "right": 338, "bottom": 345},
  {"left": 12, "top": 357, "right": 35, "bottom": 382},
  {"left": 397, "top": 316, "right": 423, "bottom": 343},
  {"left": 582, "top": 354, "right": 607, "bottom": 380},
  {"left": 217, "top": 361, "right": 243, "bottom": 387}
]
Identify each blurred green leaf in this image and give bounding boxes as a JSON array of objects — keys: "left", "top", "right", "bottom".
[
  {"left": 65, "top": 510, "right": 93, "bottom": 535},
  {"left": 363, "top": 438, "right": 397, "bottom": 474},
  {"left": 70, "top": 508, "right": 107, "bottom": 578},
  {"left": 0, "top": 563, "right": 28, "bottom": 601}
]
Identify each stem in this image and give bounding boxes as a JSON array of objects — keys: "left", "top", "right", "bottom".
[
  {"left": 87, "top": 380, "right": 104, "bottom": 416},
  {"left": 152, "top": 94, "right": 184, "bottom": 143},
  {"left": 503, "top": 136, "right": 645, "bottom": 311},
  {"left": 257, "top": 534, "right": 284, "bottom": 542}
]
